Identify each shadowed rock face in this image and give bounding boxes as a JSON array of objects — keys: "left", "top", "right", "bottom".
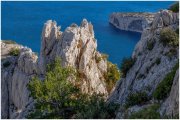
[
  {"left": 1, "top": 19, "right": 108, "bottom": 119},
  {"left": 108, "top": 10, "right": 179, "bottom": 118},
  {"left": 128, "top": 20, "right": 143, "bottom": 31}
]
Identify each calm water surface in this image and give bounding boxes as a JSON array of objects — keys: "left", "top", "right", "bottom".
[{"left": 1, "top": 1, "right": 173, "bottom": 65}]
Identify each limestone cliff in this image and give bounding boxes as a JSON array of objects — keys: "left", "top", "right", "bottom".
[
  {"left": 108, "top": 10, "right": 179, "bottom": 118},
  {"left": 39, "top": 19, "right": 108, "bottom": 94},
  {"left": 1, "top": 9, "right": 179, "bottom": 119},
  {"left": 1, "top": 19, "right": 108, "bottom": 119},
  {"left": 109, "top": 12, "right": 155, "bottom": 32}
]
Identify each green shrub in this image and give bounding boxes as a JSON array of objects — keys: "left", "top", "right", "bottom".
[
  {"left": 147, "top": 40, "right": 154, "bottom": 51},
  {"left": 2, "top": 40, "right": 16, "bottom": 44},
  {"left": 165, "top": 48, "right": 177, "bottom": 58},
  {"left": 125, "top": 91, "right": 149, "bottom": 108},
  {"left": 153, "top": 62, "right": 179, "bottom": 100},
  {"left": 105, "top": 62, "right": 120, "bottom": 93},
  {"left": 137, "top": 74, "right": 145, "bottom": 80},
  {"left": 27, "top": 58, "right": 119, "bottom": 119},
  {"left": 95, "top": 53, "right": 108, "bottom": 63},
  {"left": 27, "top": 58, "right": 78, "bottom": 118},
  {"left": 9, "top": 48, "right": 20, "bottom": 56},
  {"left": 75, "top": 95, "right": 119, "bottom": 119},
  {"left": 155, "top": 58, "right": 161, "bottom": 65},
  {"left": 160, "top": 28, "right": 179, "bottom": 46},
  {"left": 3, "top": 61, "right": 11, "bottom": 68},
  {"left": 176, "top": 28, "right": 179, "bottom": 34},
  {"left": 101, "top": 53, "right": 109, "bottom": 60},
  {"left": 169, "top": 2, "right": 179, "bottom": 13},
  {"left": 120, "top": 57, "right": 135, "bottom": 77},
  {"left": 95, "top": 56, "right": 102, "bottom": 63},
  {"left": 129, "top": 104, "right": 160, "bottom": 119}
]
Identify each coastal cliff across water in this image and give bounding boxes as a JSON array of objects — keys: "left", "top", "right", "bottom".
[
  {"left": 1, "top": 3, "right": 179, "bottom": 119},
  {"left": 109, "top": 12, "right": 155, "bottom": 33}
]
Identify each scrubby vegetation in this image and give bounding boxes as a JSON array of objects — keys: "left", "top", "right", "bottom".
[
  {"left": 95, "top": 53, "right": 108, "bottom": 63},
  {"left": 2, "top": 40, "right": 16, "bottom": 44},
  {"left": 9, "top": 48, "right": 20, "bottom": 56},
  {"left": 27, "top": 58, "right": 119, "bottom": 119},
  {"left": 165, "top": 48, "right": 177, "bottom": 58},
  {"left": 137, "top": 73, "right": 145, "bottom": 80},
  {"left": 169, "top": 2, "right": 179, "bottom": 13},
  {"left": 120, "top": 57, "right": 135, "bottom": 77},
  {"left": 160, "top": 28, "right": 179, "bottom": 46},
  {"left": 147, "top": 40, "right": 154, "bottom": 51},
  {"left": 75, "top": 95, "right": 119, "bottom": 119},
  {"left": 155, "top": 58, "right": 161, "bottom": 65},
  {"left": 105, "top": 62, "right": 120, "bottom": 93},
  {"left": 101, "top": 53, "right": 109, "bottom": 60},
  {"left": 129, "top": 104, "right": 160, "bottom": 119},
  {"left": 125, "top": 91, "right": 149, "bottom": 108},
  {"left": 153, "top": 62, "right": 179, "bottom": 100},
  {"left": 176, "top": 28, "right": 179, "bottom": 34},
  {"left": 3, "top": 61, "right": 11, "bottom": 68}
]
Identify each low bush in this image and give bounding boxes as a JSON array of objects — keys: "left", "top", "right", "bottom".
[
  {"left": 125, "top": 91, "right": 149, "bottom": 108},
  {"left": 169, "top": 2, "right": 179, "bottom": 13},
  {"left": 160, "top": 28, "right": 178, "bottom": 46},
  {"left": 165, "top": 48, "right": 177, "bottom": 58},
  {"left": 101, "top": 53, "right": 109, "bottom": 60},
  {"left": 105, "top": 62, "right": 120, "bottom": 93},
  {"left": 153, "top": 62, "right": 179, "bottom": 100},
  {"left": 3, "top": 61, "right": 11, "bottom": 68},
  {"left": 9, "top": 48, "right": 20, "bottom": 56},
  {"left": 137, "top": 74, "right": 145, "bottom": 80},
  {"left": 95, "top": 56, "right": 102, "bottom": 63},
  {"left": 155, "top": 58, "right": 161, "bottom": 65},
  {"left": 27, "top": 58, "right": 119, "bottom": 119},
  {"left": 176, "top": 28, "right": 179, "bottom": 34},
  {"left": 2, "top": 40, "right": 16, "bottom": 44},
  {"left": 120, "top": 57, "right": 135, "bottom": 77},
  {"left": 147, "top": 40, "right": 154, "bottom": 51},
  {"left": 75, "top": 95, "right": 119, "bottom": 119},
  {"left": 129, "top": 104, "right": 160, "bottom": 119},
  {"left": 95, "top": 53, "right": 108, "bottom": 63}
]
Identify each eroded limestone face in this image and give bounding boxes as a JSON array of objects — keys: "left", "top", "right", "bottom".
[
  {"left": 108, "top": 10, "right": 179, "bottom": 118},
  {"left": 1, "top": 19, "right": 108, "bottom": 118}
]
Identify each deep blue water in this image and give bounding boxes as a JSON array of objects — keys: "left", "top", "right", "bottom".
[{"left": 1, "top": 1, "right": 173, "bottom": 65}]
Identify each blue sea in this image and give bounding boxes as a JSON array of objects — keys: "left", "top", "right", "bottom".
[{"left": 1, "top": 1, "right": 174, "bottom": 65}]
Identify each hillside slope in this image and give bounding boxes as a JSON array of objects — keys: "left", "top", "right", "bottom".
[{"left": 108, "top": 9, "right": 179, "bottom": 118}]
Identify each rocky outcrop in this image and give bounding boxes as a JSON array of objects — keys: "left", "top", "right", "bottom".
[
  {"left": 1, "top": 42, "right": 38, "bottom": 118},
  {"left": 109, "top": 12, "right": 155, "bottom": 32},
  {"left": 39, "top": 19, "right": 107, "bottom": 95},
  {"left": 1, "top": 19, "right": 108, "bottom": 119},
  {"left": 108, "top": 10, "right": 179, "bottom": 118}
]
